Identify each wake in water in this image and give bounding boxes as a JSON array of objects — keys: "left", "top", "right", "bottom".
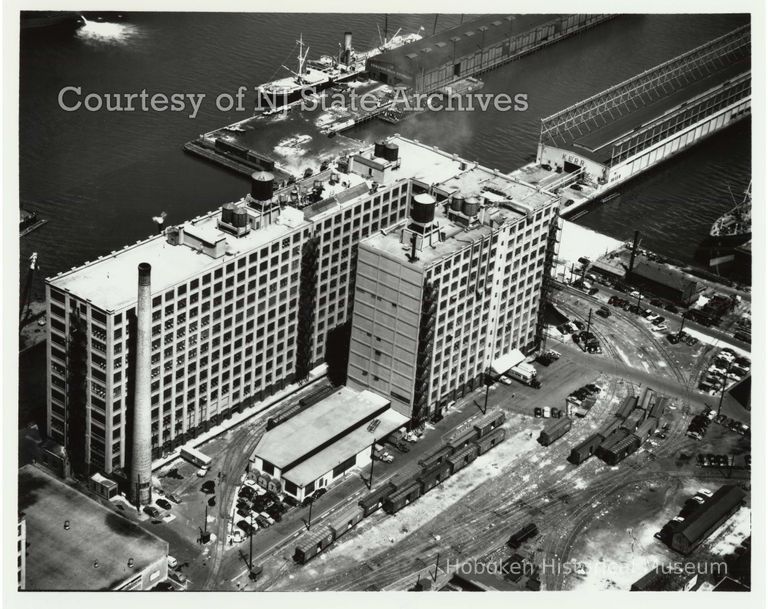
[{"left": 76, "top": 17, "right": 140, "bottom": 46}]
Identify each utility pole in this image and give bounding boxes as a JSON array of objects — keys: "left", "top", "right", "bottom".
[
  {"left": 677, "top": 315, "right": 686, "bottom": 338},
  {"left": 368, "top": 444, "right": 375, "bottom": 489},
  {"left": 482, "top": 371, "right": 490, "bottom": 415},
  {"left": 586, "top": 308, "right": 593, "bottom": 335},
  {"left": 432, "top": 552, "right": 440, "bottom": 581},
  {"left": 249, "top": 513, "right": 255, "bottom": 577},
  {"left": 306, "top": 497, "right": 314, "bottom": 530},
  {"left": 635, "top": 291, "right": 642, "bottom": 311},
  {"left": 717, "top": 360, "right": 733, "bottom": 416}
]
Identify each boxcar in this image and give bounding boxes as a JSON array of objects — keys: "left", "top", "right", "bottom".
[
  {"left": 474, "top": 426, "right": 507, "bottom": 454},
  {"left": 447, "top": 443, "right": 480, "bottom": 474},
  {"left": 358, "top": 482, "right": 397, "bottom": 517},
  {"left": 382, "top": 480, "right": 422, "bottom": 514}
]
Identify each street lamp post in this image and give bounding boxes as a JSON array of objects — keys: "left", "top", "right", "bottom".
[{"left": 586, "top": 308, "right": 593, "bottom": 336}]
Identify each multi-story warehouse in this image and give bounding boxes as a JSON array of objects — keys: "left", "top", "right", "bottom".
[
  {"left": 346, "top": 139, "right": 559, "bottom": 421},
  {"left": 45, "top": 135, "right": 557, "bottom": 477},
  {"left": 366, "top": 14, "right": 613, "bottom": 93}
]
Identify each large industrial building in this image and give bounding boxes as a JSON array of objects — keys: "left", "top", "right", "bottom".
[
  {"left": 46, "top": 159, "right": 410, "bottom": 476},
  {"left": 536, "top": 25, "right": 750, "bottom": 191},
  {"left": 661, "top": 484, "right": 746, "bottom": 556},
  {"left": 366, "top": 14, "right": 613, "bottom": 93},
  {"left": 45, "top": 134, "right": 558, "bottom": 483},
  {"left": 251, "top": 387, "right": 408, "bottom": 502},
  {"left": 18, "top": 465, "right": 169, "bottom": 590},
  {"left": 346, "top": 139, "right": 559, "bottom": 420}
]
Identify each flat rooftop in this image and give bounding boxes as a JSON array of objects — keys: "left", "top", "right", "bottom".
[
  {"left": 19, "top": 465, "right": 167, "bottom": 591},
  {"left": 284, "top": 407, "right": 408, "bottom": 487},
  {"left": 360, "top": 197, "right": 529, "bottom": 268},
  {"left": 561, "top": 59, "right": 749, "bottom": 164},
  {"left": 254, "top": 387, "right": 392, "bottom": 469},
  {"left": 48, "top": 204, "right": 309, "bottom": 312},
  {"left": 387, "top": 136, "right": 556, "bottom": 210},
  {"left": 369, "top": 14, "right": 556, "bottom": 78}
]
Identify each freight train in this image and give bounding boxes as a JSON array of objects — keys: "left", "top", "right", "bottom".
[{"left": 292, "top": 410, "right": 507, "bottom": 564}]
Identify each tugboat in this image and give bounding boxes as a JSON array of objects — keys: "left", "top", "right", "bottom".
[{"left": 698, "top": 182, "right": 751, "bottom": 270}]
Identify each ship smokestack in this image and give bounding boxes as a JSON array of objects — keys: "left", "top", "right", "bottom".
[
  {"left": 343, "top": 31, "right": 352, "bottom": 64},
  {"left": 131, "top": 262, "right": 153, "bottom": 506}
]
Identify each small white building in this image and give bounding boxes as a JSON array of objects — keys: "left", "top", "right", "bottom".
[{"left": 251, "top": 387, "right": 408, "bottom": 501}]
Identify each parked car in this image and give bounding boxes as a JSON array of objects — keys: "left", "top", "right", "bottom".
[
  {"left": 143, "top": 506, "right": 161, "bottom": 518},
  {"left": 312, "top": 488, "right": 328, "bottom": 500},
  {"left": 156, "top": 498, "right": 172, "bottom": 511},
  {"left": 255, "top": 515, "right": 271, "bottom": 528},
  {"left": 596, "top": 306, "right": 610, "bottom": 318},
  {"left": 236, "top": 520, "right": 256, "bottom": 535}
]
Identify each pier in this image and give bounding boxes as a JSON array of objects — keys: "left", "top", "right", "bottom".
[
  {"left": 185, "top": 14, "right": 617, "bottom": 180},
  {"left": 515, "top": 25, "right": 751, "bottom": 217}
]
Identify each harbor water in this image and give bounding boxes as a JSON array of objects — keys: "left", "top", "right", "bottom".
[{"left": 20, "top": 12, "right": 751, "bottom": 303}]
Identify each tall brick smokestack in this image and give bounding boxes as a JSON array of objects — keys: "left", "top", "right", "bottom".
[{"left": 131, "top": 262, "right": 153, "bottom": 505}]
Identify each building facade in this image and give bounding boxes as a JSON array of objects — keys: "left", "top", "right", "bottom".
[
  {"left": 346, "top": 143, "right": 559, "bottom": 420},
  {"left": 45, "top": 135, "right": 557, "bottom": 476}
]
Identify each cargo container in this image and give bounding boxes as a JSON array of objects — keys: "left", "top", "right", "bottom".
[
  {"left": 615, "top": 395, "right": 638, "bottom": 419},
  {"left": 507, "top": 522, "right": 538, "bottom": 549},
  {"left": 447, "top": 427, "right": 480, "bottom": 452},
  {"left": 447, "top": 442, "right": 480, "bottom": 474},
  {"left": 538, "top": 417, "right": 572, "bottom": 446},
  {"left": 419, "top": 445, "right": 455, "bottom": 470},
  {"left": 382, "top": 480, "right": 422, "bottom": 514},
  {"left": 601, "top": 435, "right": 641, "bottom": 465},
  {"left": 633, "top": 416, "right": 659, "bottom": 441},
  {"left": 293, "top": 526, "right": 335, "bottom": 564},
  {"left": 417, "top": 461, "right": 453, "bottom": 493},
  {"left": 649, "top": 396, "right": 667, "bottom": 420},
  {"left": 568, "top": 432, "right": 603, "bottom": 464},
  {"left": 596, "top": 428, "right": 629, "bottom": 461},
  {"left": 638, "top": 387, "right": 656, "bottom": 411},
  {"left": 598, "top": 418, "right": 622, "bottom": 440},
  {"left": 328, "top": 504, "right": 364, "bottom": 539},
  {"left": 474, "top": 427, "right": 506, "bottom": 455},
  {"left": 474, "top": 410, "right": 506, "bottom": 437},
  {"left": 358, "top": 482, "right": 397, "bottom": 517},
  {"left": 621, "top": 408, "right": 646, "bottom": 432}
]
